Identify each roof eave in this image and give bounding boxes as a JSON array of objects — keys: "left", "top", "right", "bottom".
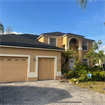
[
  {"left": 36, "top": 34, "right": 43, "bottom": 40},
  {"left": 0, "top": 45, "right": 65, "bottom": 51}
]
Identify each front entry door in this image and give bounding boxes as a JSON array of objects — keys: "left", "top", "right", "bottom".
[{"left": 69, "top": 59, "right": 75, "bottom": 70}]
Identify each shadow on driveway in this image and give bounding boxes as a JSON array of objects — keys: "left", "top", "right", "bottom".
[{"left": 0, "top": 85, "right": 72, "bottom": 105}]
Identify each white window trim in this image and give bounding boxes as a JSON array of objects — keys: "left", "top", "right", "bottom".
[
  {"left": 82, "top": 42, "right": 88, "bottom": 51},
  {"left": 48, "top": 37, "right": 57, "bottom": 46},
  {"left": 36, "top": 55, "right": 61, "bottom": 80},
  {"left": 82, "top": 58, "right": 89, "bottom": 66},
  {"left": 0, "top": 54, "right": 31, "bottom": 81}
]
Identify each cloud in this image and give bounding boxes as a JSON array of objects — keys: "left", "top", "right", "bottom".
[
  {"left": 88, "top": 0, "right": 100, "bottom": 2},
  {"left": 4, "top": 31, "right": 23, "bottom": 35},
  {"left": 102, "top": 46, "right": 105, "bottom": 49},
  {"left": 77, "top": 25, "right": 83, "bottom": 27},
  {"left": 89, "top": 0, "right": 93, "bottom": 2}
]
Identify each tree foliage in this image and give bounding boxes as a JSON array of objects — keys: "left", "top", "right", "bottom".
[
  {"left": 61, "top": 49, "right": 78, "bottom": 69},
  {"left": 77, "top": 0, "right": 87, "bottom": 11},
  {"left": 84, "top": 40, "right": 105, "bottom": 66}
]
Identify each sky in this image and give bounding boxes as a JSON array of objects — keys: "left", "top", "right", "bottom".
[{"left": 0, "top": 0, "right": 105, "bottom": 52}]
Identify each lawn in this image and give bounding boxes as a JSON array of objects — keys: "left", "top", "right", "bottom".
[{"left": 74, "top": 81, "right": 105, "bottom": 94}]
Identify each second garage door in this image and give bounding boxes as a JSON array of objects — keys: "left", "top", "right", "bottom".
[
  {"left": 38, "top": 58, "right": 54, "bottom": 80},
  {"left": 0, "top": 56, "right": 28, "bottom": 83}
]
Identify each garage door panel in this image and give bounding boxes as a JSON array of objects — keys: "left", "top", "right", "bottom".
[
  {"left": 38, "top": 58, "right": 54, "bottom": 80},
  {"left": 0, "top": 57, "right": 28, "bottom": 83}
]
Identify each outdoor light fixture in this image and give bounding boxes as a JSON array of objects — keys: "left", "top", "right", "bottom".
[{"left": 58, "top": 58, "right": 60, "bottom": 61}]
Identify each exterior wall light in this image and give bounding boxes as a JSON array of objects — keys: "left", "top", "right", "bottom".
[
  {"left": 32, "top": 57, "right": 35, "bottom": 61},
  {"left": 58, "top": 58, "right": 61, "bottom": 61}
]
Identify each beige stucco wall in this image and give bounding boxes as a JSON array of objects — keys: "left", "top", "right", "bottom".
[
  {"left": 39, "top": 35, "right": 63, "bottom": 48},
  {"left": 38, "top": 35, "right": 94, "bottom": 69},
  {"left": 44, "top": 36, "right": 48, "bottom": 44},
  {"left": 0, "top": 47, "right": 62, "bottom": 81},
  {"left": 82, "top": 41, "right": 93, "bottom": 67},
  {"left": 0, "top": 47, "right": 61, "bottom": 72},
  {"left": 62, "top": 37, "right": 93, "bottom": 70}
]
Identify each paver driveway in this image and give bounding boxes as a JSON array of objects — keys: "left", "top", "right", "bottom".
[{"left": 0, "top": 80, "right": 105, "bottom": 105}]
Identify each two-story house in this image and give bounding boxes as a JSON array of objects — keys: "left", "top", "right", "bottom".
[
  {"left": 0, "top": 23, "right": 94, "bottom": 83},
  {"left": 37, "top": 32, "right": 95, "bottom": 70}
]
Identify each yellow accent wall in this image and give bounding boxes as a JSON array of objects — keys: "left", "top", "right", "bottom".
[{"left": 38, "top": 36, "right": 44, "bottom": 43}]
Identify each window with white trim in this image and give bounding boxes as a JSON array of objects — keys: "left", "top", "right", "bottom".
[
  {"left": 82, "top": 42, "right": 88, "bottom": 50},
  {"left": 83, "top": 59, "right": 89, "bottom": 66},
  {"left": 49, "top": 38, "right": 57, "bottom": 46}
]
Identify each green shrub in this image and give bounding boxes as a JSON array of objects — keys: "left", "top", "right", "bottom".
[
  {"left": 92, "top": 71, "right": 102, "bottom": 81},
  {"left": 90, "top": 66, "right": 102, "bottom": 72},
  {"left": 66, "top": 70, "right": 76, "bottom": 79},
  {"left": 75, "top": 64, "right": 89, "bottom": 77},
  {"left": 62, "top": 70, "right": 76, "bottom": 79},
  {"left": 100, "top": 71, "right": 105, "bottom": 81},
  {"left": 81, "top": 74, "right": 88, "bottom": 82}
]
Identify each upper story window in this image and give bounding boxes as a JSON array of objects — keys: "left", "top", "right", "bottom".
[
  {"left": 49, "top": 38, "right": 57, "bottom": 46},
  {"left": 83, "top": 59, "right": 89, "bottom": 66},
  {"left": 82, "top": 42, "right": 88, "bottom": 50}
]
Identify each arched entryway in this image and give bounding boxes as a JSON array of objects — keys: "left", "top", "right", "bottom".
[
  {"left": 68, "top": 38, "right": 79, "bottom": 70},
  {"left": 68, "top": 38, "right": 79, "bottom": 52}
]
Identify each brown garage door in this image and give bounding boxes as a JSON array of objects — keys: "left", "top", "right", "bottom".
[
  {"left": 38, "top": 58, "right": 54, "bottom": 80},
  {"left": 0, "top": 56, "right": 28, "bottom": 83}
]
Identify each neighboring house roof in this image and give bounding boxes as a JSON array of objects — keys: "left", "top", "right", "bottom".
[
  {"left": 0, "top": 34, "right": 64, "bottom": 51},
  {"left": 82, "top": 38, "right": 95, "bottom": 42},
  {"left": 19, "top": 34, "right": 39, "bottom": 40},
  {"left": 42, "top": 31, "right": 65, "bottom": 36}
]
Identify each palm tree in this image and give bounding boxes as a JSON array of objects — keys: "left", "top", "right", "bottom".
[{"left": 77, "top": 0, "right": 87, "bottom": 11}]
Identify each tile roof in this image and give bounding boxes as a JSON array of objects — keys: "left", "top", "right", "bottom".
[
  {"left": 19, "top": 34, "right": 39, "bottom": 40},
  {"left": 42, "top": 31, "right": 65, "bottom": 36},
  {"left": 0, "top": 34, "right": 64, "bottom": 51},
  {"left": 66, "top": 33, "right": 84, "bottom": 38},
  {"left": 42, "top": 31, "right": 85, "bottom": 38},
  {"left": 82, "top": 38, "right": 95, "bottom": 42}
]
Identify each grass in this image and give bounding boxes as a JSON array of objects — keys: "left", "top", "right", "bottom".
[{"left": 74, "top": 81, "right": 105, "bottom": 94}]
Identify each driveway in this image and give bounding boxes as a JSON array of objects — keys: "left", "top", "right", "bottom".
[{"left": 0, "top": 80, "right": 105, "bottom": 105}]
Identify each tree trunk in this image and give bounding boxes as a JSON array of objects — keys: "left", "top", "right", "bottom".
[
  {"left": 61, "top": 58, "right": 68, "bottom": 69},
  {"left": 99, "top": 58, "right": 101, "bottom": 66}
]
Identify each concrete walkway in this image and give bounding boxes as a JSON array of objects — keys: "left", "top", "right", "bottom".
[{"left": 0, "top": 80, "right": 105, "bottom": 105}]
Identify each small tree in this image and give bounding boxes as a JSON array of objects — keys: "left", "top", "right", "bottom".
[
  {"left": 6, "top": 26, "right": 13, "bottom": 34},
  {"left": 84, "top": 40, "right": 105, "bottom": 67},
  {"left": 61, "top": 49, "right": 78, "bottom": 70}
]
